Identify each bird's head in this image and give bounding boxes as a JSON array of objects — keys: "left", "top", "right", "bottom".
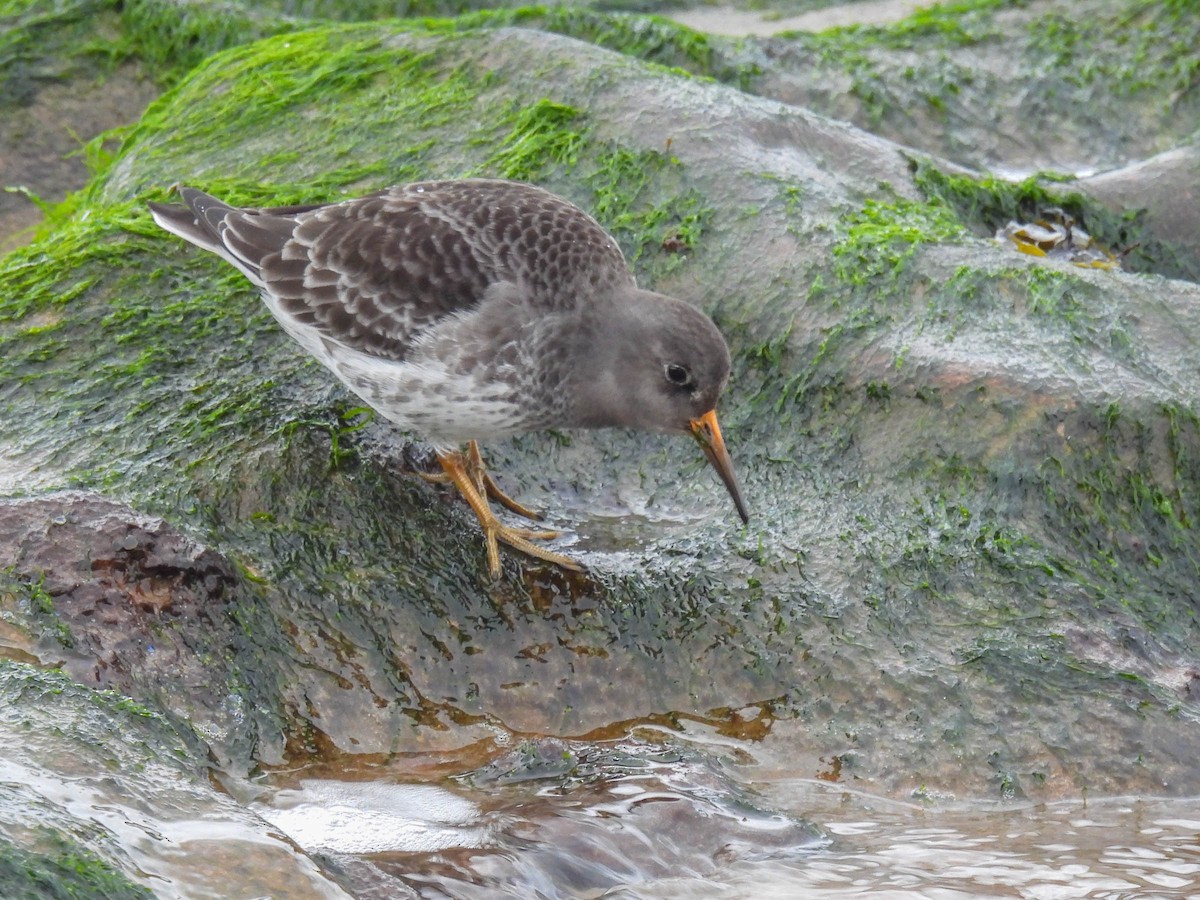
[{"left": 570, "top": 291, "right": 749, "bottom": 524}]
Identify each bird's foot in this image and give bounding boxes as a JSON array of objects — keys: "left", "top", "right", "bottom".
[
  {"left": 436, "top": 447, "right": 580, "bottom": 578},
  {"left": 419, "top": 441, "right": 543, "bottom": 522},
  {"left": 463, "top": 440, "right": 544, "bottom": 521},
  {"left": 487, "top": 522, "right": 582, "bottom": 577}
]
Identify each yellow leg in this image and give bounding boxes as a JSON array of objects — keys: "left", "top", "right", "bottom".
[
  {"left": 463, "top": 440, "right": 543, "bottom": 521},
  {"left": 417, "top": 441, "right": 543, "bottom": 522},
  {"left": 436, "top": 449, "right": 583, "bottom": 577}
]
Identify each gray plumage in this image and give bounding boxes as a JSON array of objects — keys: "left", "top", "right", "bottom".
[{"left": 149, "top": 179, "right": 748, "bottom": 537}]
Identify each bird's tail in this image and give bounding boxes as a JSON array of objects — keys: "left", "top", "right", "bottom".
[
  {"left": 149, "top": 186, "right": 283, "bottom": 287},
  {"left": 147, "top": 187, "right": 233, "bottom": 256}
]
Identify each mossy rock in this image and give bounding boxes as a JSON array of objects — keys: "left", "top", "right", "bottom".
[
  {"left": 2, "top": 21, "right": 1199, "bottom": 812},
  {"left": 0, "top": 661, "right": 344, "bottom": 897}
]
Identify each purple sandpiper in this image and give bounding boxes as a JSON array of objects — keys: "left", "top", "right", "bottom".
[{"left": 149, "top": 179, "right": 748, "bottom": 576}]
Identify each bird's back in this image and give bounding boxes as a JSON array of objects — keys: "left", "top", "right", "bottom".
[{"left": 149, "top": 180, "right": 635, "bottom": 362}]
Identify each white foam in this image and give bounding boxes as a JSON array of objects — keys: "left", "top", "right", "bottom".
[{"left": 256, "top": 780, "right": 492, "bottom": 855}]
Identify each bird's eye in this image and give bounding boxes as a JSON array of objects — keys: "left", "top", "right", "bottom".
[{"left": 665, "top": 364, "right": 692, "bottom": 387}]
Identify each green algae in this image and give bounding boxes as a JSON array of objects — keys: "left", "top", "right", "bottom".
[
  {"left": 0, "top": 0, "right": 121, "bottom": 106},
  {"left": 912, "top": 161, "right": 1190, "bottom": 280},
  {"left": 4, "top": 0, "right": 755, "bottom": 109},
  {"left": 0, "top": 21, "right": 717, "bottom": 550},
  {"left": 587, "top": 145, "right": 713, "bottom": 271},
  {"left": 0, "top": 660, "right": 261, "bottom": 896},
  {"left": 779, "top": 0, "right": 1007, "bottom": 127},
  {"left": 787, "top": 0, "right": 1197, "bottom": 96},
  {"left": 1037, "top": 403, "right": 1200, "bottom": 628},
  {"left": 0, "top": 21, "right": 721, "bottom": 635},
  {"left": 115, "top": 0, "right": 295, "bottom": 86},
  {"left": 928, "top": 263, "right": 1136, "bottom": 362},
  {"left": 0, "top": 660, "right": 190, "bottom": 746},
  {"left": 831, "top": 196, "right": 967, "bottom": 287},
  {"left": 730, "top": 155, "right": 1200, "bottom": 744},
  {"left": 1, "top": 571, "right": 73, "bottom": 648},
  {"left": 736, "top": 193, "right": 969, "bottom": 427},
  {"left": 4, "top": 6, "right": 1199, "bottom": 811},
  {"left": 480, "top": 99, "right": 585, "bottom": 181},
  {"left": 1025, "top": 0, "right": 1200, "bottom": 97},
  {"left": 102, "top": 28, "right": 477, "bottom": 201},
  {"left": 0, "top": 832, "right": 153, "bottom": 900},
  {"left": 430, "top": 6, "right": 758, "bottom": 86},
  {"left": 766, "top": 0, "right": 1200, "bottom": 180}
]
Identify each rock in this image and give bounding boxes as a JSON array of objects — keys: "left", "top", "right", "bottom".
[
  {"left": 4, "top": 9, "right": 1200, "bottom": 794},
  {"left": 2, "top": 2, "right": 1200, "bottom": 891},
  {"left": 0, "top": 662, "right": 349, "bottom": 899},
  {"left": 741, "top": 0, "right": 1200, "bottom": 176},
  {"left": 0, "top": 492, "right": 265, "bottom": 766},
  {"left": 1076, "top": 144, "right": 1200, "bottom": 280}
]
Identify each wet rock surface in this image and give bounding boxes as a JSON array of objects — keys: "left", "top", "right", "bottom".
[
  {"left": 0, "top": 661, "right": 349, "bottom": 899},
  {"left": 0, "top": 491, "right": 297, "bottom": 776},
  {"left": 3, "top": 0, "right": 1200, "bottom": 895},
  {"left": 0, "top": 492, "right": 235, "bottom": 645}
]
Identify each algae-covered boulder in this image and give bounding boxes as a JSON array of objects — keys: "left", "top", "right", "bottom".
[
  {"left": 0, "top": 661, "right": 348, "bottom": 897},
  {"left": 3, "top": 3, "right": 1200, "bottom": 894},
  {"left": 743, "top": 0, "right": 1200, "bottom": 174}
]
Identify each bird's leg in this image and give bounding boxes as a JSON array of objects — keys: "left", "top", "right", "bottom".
[
  {"left": 417, "top": 442, "right": 543, "bottom": 522},
  {"left": 463, "top": 440, "right": 544, "bottom": 521},
  {"left": 436, "top": 449, "right": 582, "bottom": 578}
]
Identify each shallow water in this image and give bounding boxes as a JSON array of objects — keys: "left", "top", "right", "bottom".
[
  {"left": 705, "top": 792, "right": 1200, "bottom": 899},
  {"left": 250, "top": 730, "right": 1200, "bottom": 899},
  {"left": 3, "top": 659, "right": 1197, "bottom": 898}
]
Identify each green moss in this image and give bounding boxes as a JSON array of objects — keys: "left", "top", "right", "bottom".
[
  {"left": 0, "top": 831, "right": 153, "bottom": 900},
  {"left": 831, "top": 196, "right": 966, "bottom": 287},
  {"left": 0, "top": 24, "right": 712, "bottom": 522},
  {"left": 479, "top": 99, "right": 585, "bottom": 181},
  {"left": 8, "top": 0, "right": 757, "bottom": 102},
  {"left": 779, "top": 0, "right": 1199, "bottom": 154},
  {"left": 102, "top": 28, "right": 480, "bottom": 200},
  {"left": 1035, "top": 404, "right": 1200, "bottom": 646},
  {"left": 848, "top": 0, "right": 1005, "bottom": 48},
  {"left": 912, "top": 162, "right": 1071, "bottom": 234},
  {"left": 932, "top": 263, "right": 1097, "bottom": 329},
  {"left": 911, "top": 160, "right": 1189, "bottom": 279},
  {"left": 116, "top": 0, "right": 295, "bottom": 86},
  {"left": 1, "top": 571, "right": 74, "bottom": 648},
  {"left": 1025, "top": 0, "right": 1200, "bottom": 97},
  {"left": 410, "top": 6, "right": 760, "bottom": 88},
  {"left": 0, "top": 203, "right": 289, "bottom": 507},
  {"left": 586, "top": 146, "right": 713, "bottom": 271},
  {"left": 783, "top": 0, "right": 1004, "bottom": 125}
]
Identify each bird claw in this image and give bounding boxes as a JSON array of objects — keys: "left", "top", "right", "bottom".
[
  {"left": 436, "top": 445, "right": 581, "bottom": 578},
  {"left": 422, "top": 441, "right": 544, "bottom": 522},
  {"left": 486, "top": 523, "right": 582, "bottom": 576}
]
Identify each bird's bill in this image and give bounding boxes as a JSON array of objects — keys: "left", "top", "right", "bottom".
[{"left": 689, "top": 409, "right": 750, "bottom": 524}]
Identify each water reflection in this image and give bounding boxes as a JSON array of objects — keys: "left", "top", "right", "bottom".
[
  {"left": 256, "top": 738, "right": 824, "bottom": 897},
  {"left": 650, "top": 788, "right": 1200, "bottom": 899},
  {"left": 255, "top": 734, "right": 1200, "bottom": 898}
]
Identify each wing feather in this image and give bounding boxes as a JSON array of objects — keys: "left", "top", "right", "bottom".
[{"left": 152, "top": 180, "right": 635, "bottom": 362}]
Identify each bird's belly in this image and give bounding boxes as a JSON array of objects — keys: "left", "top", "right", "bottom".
[
  {"left": 308, "top": 342, "right": 525, "bottom": 444},
  {"left": 354, "top": 372, "right": 527, "bottom": 444},
  {"left": 263, "top": 300, "right": 529, "bottom": 444}
]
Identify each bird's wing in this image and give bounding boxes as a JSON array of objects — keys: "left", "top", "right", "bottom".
[{"left": 152, "top": 181, "right": 634, "bottom": 362}]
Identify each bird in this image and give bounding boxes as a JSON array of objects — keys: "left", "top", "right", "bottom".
[{"left": 148, "top": 179, "right": 748, "bottom": 577}]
